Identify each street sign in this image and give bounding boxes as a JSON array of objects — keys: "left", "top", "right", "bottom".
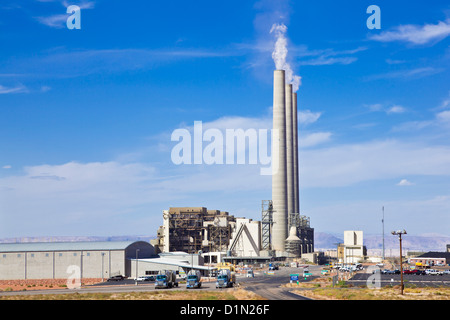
[{"left": 290, "top": 274, "right": 299, "bottom": 281}]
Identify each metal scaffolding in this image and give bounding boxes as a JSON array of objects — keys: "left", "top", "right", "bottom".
[
  {"left": 165, "top": 207, "right": 234, "bottom": 254},
  {"left": 261, "top": 200, "right": 273, "bottom": 252}
]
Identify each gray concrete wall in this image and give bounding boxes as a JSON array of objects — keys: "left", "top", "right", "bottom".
[{"left": 0, "top": 250, "right": 126, "bottom": 280}]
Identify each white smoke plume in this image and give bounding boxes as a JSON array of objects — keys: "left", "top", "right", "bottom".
[{"left": 270, "top": 23, "right": 301, "bottom": 92}]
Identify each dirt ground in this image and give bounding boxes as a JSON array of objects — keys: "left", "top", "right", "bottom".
[{"left": 0, "top": 278, "right": 102, "bottom": 291}]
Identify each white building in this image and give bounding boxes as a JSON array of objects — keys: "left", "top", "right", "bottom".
[{"left": 342, "top": 231, "right": 366, "bottom": 264}]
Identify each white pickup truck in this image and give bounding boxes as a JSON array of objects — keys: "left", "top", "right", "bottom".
[{"left": 425, "top": 269, "right": 443, "bottom": 275}]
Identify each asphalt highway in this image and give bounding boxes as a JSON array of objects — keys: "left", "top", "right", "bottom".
[{"left": 0, "top": 266, "right": 317, "bottom": 300}]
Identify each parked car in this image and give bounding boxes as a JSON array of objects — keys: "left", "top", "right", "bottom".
[
  {"left": 386, "top": 269, "right": 400, "bottom": 274},
  {"left": 443, "top": 270, "right": 450, "bottom": 275},
  {"left": 136, "top": 276, "right": 154, "bottom": 281},
  {"left": 425, "top": 269, "right": 443, "bottom": 275},
  {"left": 402, "top": 269, "right": 416, "bottom": 274},
  {"left": 107, "top": 275, "right": 125, "bottom": 281},
  {"left": 414, "top": 270, "right": 426, "bottom": 275}
]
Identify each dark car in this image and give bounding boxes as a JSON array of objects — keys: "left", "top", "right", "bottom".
[
  {"left": 387, "top": 269, "right": 400, "bottom": 274},
  {"left": 107, "top": 275, "right": 125, "bottom": 281},
  {"left": 414, "top": 270, "right": 426, "bottom": 275}
]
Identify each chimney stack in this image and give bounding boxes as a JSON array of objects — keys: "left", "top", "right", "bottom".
[
  {"left": 272, "top": 70, "right": 288, "bottom": 253},
  {"left": 292, "top": 92, "right": 299, "bottom": 214}
]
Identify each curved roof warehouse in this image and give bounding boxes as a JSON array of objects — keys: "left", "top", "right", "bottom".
[{"left": 0, "top": 241, "right": 155, "bottom": 280}]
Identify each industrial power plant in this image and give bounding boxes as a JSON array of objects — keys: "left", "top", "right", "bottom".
[{"left": 151, "top": 69, "right": 314, "bottom": 262}]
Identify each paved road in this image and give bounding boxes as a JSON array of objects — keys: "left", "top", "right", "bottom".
[
  {"left": 238, "top": 267, "right": 317, "bottom": 300},
  {"left": 348, "top": 272, "right": 450, "bottom": 288},
  {"left": 0, "top": 267, "right": 316, "bottom": 299}
]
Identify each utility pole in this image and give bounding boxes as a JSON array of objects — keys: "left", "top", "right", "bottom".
[{"left": 391, "top": 230, "right": 407, "bottom": 295}]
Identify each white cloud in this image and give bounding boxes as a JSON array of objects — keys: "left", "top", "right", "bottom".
[
  {"left": 365, "top": 103, "right": 406, "bottom": 115},
  {"left": 300, "top": 132, "right": 332, "bottom": 148},
  {"left": 2, "top": 165, "right": 12, "bottom": 169},
  {"left": 370, "top": 19, "right": 450, "bottom": 45},
  {"left": 366, "top": 67, "right": 443, "bottom": 81},
  {"left": 299, "top": 110, "right": 321, "bottom": 125},
  {"left": 436, "top": 110, "right": 450, "bottom": 124},
  {"left": 392, "top": 120, "right": 433, "bottom": 132},
  {"left": 387, "top": 105, "right": 406, "bottom": 114},
  {"left": 35, "top": 14, "right": 68, "bottom": 28},
  {"left": 297, "top": 46, "right": 366, "bottom": 66},
  {"left": 436, "top": 92, "right": 450, "bottom": 110},
  {"left": 300, "top": 56, "right": 357, "bottom": 66},
  {"left": 0, "top": 84, "right": 27, "bottom": 94},
  {"left": 397, "top": 179, "right": 414, "bottom": 186}
]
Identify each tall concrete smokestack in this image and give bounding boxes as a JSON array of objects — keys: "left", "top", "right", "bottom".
[
  {"left": 292, "top": 92, "right": 299, "bottom": 214},
  {"left": 285, "top": 84, "right": 294, "bottom": 221},
  {"left": 272, "top": 70, "right": 287, "bottom": 253}
]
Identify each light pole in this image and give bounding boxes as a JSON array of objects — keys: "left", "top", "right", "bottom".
[
  {"left": 391, "top": 230, "right": 407, "bottom": 295},
  {"left": 101, "top": 252, "right": 105, "bottom": 282},
  {"left": 382, "top": 206, "right": 385, "bottom": 261},
  {"left": 135, "top": 249, "right": 140, "bottom": 286}
]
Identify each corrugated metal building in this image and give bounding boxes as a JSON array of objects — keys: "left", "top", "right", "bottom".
[{"left": 0, "top": 241, "right": 155, "bottom": 280}]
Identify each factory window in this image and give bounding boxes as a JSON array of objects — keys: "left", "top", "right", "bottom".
[
  {"left": 59, "top": 253, "right": 63, "bottom": 257},
  {"left": 145, "top": 271, "right": 158, "bottom": 275},
  {"left": 17, "top": 254, "right": 21, "bottom": 258},
  {"left": 45, "top": 253, "right": 49, "bottom": 257},
  {"left": 31, "top": 254, "right": 34, "bottom": 258},
  {"left": 73, "top": 253, "right": 77, "bottom": 256},
  {"left": 86, "top": 252, "right": 90, "bottom": 256},
  {"left": 2, "top": 254, "right": 5, "bottom": 258}
]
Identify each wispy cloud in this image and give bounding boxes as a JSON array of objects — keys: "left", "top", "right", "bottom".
[
  {"left": 299, "top": 110, "right": 322, "bottom": 125},
  {"left": 365, "top": 67, "right": 444, "bottom": 81},
  {"left": 0, "top": 84, "right": 28, "bottom": 94},
  {"left": 0, "top": 47, "right": 242, "bottom": 79},
  {"left": 365, "top": 103, "right": 407, "bottom": 115},
  {"left": 369, "top": 18, "right": 450, "bottom": 45},
  {"left": 397, "top": 179, "right": 414, "bottom": 186},
  {"left": 300, "top": 132, "right": 332, "bottom": 148},
  {"left": 298, "top": 47, "right": 366, "bottom": 66},
  {"left": 386, "top": 105, "right": 406, "bottom": 114},
  {"left": 34, "top": 1, "right": 95, "bottom": 28},
  {"left": 35, "top": 14, "right": 67, "bottom": 28},
  {"left": 300, "top": 56, "right": 357, "bottom": 66}
]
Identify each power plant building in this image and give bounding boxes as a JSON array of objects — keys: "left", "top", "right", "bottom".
[{"left": 154, "top": 69, "right": 315, "bottom": 260}]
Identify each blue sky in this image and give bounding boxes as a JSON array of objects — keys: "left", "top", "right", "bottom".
[{"left": 0, "top": 0, "right": 449, "bottom": 239}]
